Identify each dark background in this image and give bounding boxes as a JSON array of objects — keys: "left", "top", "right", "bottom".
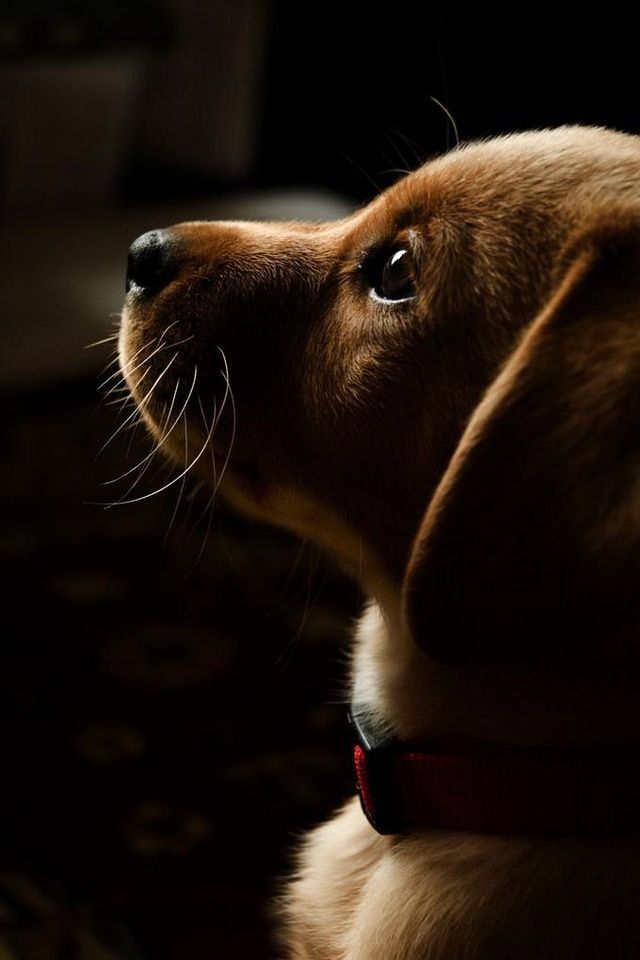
[
  {"left": 1, "top": 4, "right": 637, "bottom": 958},
  {"left": 259, "top": 9, "right": 639, "bottom": 200}
]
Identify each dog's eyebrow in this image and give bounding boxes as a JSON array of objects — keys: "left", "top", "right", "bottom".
[{"left": 355, "top": 226, "right": 422, "bottom": 271}]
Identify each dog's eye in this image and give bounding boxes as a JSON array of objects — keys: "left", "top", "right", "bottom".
[{"left": 371, "top": 248, "right": 416, "bottom": 302}]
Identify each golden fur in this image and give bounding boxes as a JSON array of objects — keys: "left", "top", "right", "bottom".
[{"left": 119, "top": 126, "right": 640, "bottom": 958}]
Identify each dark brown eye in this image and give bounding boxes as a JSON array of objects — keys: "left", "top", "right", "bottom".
[{"left": 372, "top": 248, "right": 416, "bottom": 302}]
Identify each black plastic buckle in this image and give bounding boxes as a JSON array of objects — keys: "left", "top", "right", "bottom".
[{"left": 348, "top": 705, "right": 403, "bottom": 835}]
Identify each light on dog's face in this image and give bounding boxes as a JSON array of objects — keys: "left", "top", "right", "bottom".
[
  {"left": 118, "top": 208, "right": 445, "bottom": 578},
  {"left": 118, "top": 179, "right": 521, "bottom": 579},
  {"left": 120, "top": 129, "right": 611, "bottom": 581}
]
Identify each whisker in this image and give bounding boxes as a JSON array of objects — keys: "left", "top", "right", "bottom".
[
  {"left": 184, "top": 397, "right": 220, "bottom": 572},
  {"left": 199, "top": 396, "right": 218, "bottom": 492},
  {"left": 98, "top": 332, "right": 193, "bottom": 393},
  {"left": 370, "top": 110, "right": 413, "bottom": 173},
  {"left": 97, "top": 367, "right": 226, "bottom": 507},
  {"left": 101, "top": 364, "right": 197, "bottom": 486},
  {"left": 103, "top": 377, "right": 181, "bottom": 485},
  {"left": 102, "top": 425, "right": 215, "bottom": 505},
  {"left": 333, "top": 147, "right": 381, "bottom": 196},
  {"left": 98, "top": 338, "right": 157, "bottom": 391},
  {"left": 188, "top": 397, "right": 219, "bottom": 525},
  {"left": 103, "top": 365, "right": 146, "bottom": 409},
  {"left": 101, "top": 361, "right": 155, "bottom": 402},
  {"left": 164, "top": 412, "right": 190, "bottom": 543},
  {"left": 185, "top": 347, "right": 232, "bottom": 530},
  {"left": 119, "top": 418, "right": 143, "bottom": 434},
  {"left": 96, "top": 352, "right": 178, "bottom": 459},
  {"left": 102, "top": 376, "right": 129, "bottom": 403},
  {"left": 103, "top": 389, "right": 131, "bottom": 405},
  {"left": 157, "top": 318, "right": 184, "bottom": 344},
  {"left": 378, "top": 167, "right": 412, "bottom": 178},
  {"left": 96, "top": 378, "right": 127, "bottom": 410},
  {"left": 85, "top": 334, "right": 120, "bottom": 350},
  {"left": 97, "top": 350, "right": 124, "bottom": 378},
  {"left": 105, "top": 394, "right": 136, "bottom": 412},
  {"left": 99, "top": 325, "right": 193, "bottom": 405},
  {"left": 202, "top": 397, "right": 218, "bottom": 492},
  {"left": 123, "top": 336, "right": 193, "bottom": 392},
  {"left": 104, "top": 384, "right": 130, "bottom": 396},
  {"left": 211, "top": 347, "right": 236, "bottom": 496},
  {"left": 429, "top": 95, "right": 460, "bottom": 148},
  {"left": 125, "top": 418, "right": 142, "bottom": 458},
  {"left": 113, "top": 401, "right": 170, "bottom": 503}
]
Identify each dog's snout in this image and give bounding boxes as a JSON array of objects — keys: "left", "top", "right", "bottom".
[{"left": 126, "top": 229, "right": 177, "bottom": 294}]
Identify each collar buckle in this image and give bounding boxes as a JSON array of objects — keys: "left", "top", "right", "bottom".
[{"left": 348, "top": 706, "right": 403, "bottom": 834}]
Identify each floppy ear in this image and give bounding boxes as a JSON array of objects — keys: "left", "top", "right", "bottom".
[{"left": 402, "top": 219, "right": 640, "bottom": 664}]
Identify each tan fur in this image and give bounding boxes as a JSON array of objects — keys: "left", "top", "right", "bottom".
[{"left": 120, "top": 126, "right": 640, "bottom": 958}]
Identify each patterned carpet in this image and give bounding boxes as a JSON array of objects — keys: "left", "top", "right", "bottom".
[{"left": 1, "top": 374, "right": 361, "bottom": 958}]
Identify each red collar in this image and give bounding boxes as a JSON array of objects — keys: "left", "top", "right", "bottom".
[{"left": 350, "top": 707, "right": 640, "bottom": 836}]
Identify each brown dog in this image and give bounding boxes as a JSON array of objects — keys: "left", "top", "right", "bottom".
[{"left": 119, "top": 126, "right": 640, "bottom": 958}]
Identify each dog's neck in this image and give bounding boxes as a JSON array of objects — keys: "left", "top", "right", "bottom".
[{"left": 351, "top": 587, "right": 640, "bottom": 752}]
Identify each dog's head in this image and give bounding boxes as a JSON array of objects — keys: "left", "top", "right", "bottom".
[{"left": 119, "top": 126, "right": 640, "bottom": 665}]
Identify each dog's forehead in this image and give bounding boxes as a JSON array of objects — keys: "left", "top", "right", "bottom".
[
  {"left": 365, "top": 125, "right": 640, "bottom": 224},
  {"left": 336, "top": 129, "right": 580, "bottom": 250}
]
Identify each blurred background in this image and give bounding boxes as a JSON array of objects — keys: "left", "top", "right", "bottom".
[{"left": 1, "top": 4, "right": 638, "bottom": 957}]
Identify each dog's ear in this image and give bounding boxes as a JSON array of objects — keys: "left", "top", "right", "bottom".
[{"left": 402, "top": 218, "right": 640, "bottom": 664}]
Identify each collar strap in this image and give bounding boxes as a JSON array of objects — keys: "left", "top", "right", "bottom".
[{"left": 349, "top": 707, "right": 640, "bottom": 836}]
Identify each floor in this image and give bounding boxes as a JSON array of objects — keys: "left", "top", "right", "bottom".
[{"left": 1, "top": 371, "right": 361, "bottom": 959}]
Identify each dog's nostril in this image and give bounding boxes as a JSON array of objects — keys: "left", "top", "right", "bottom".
[{"left": 126, "top": 229, "right": 177, "bottom": 294}]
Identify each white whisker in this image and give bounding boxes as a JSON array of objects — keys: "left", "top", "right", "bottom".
[
  {"left": 199, "top": 396, "right": 218, "bottom": 491},
  {"left": 98, "top": 337, "right": 157, "bottom": 391},
  {"left": 96, "top": 378, "right": 127, "bottom": 410},
  {"left": 185, "top": 397, "right": 220, "bottom": 570},
  {"left": 125, "top": 417, "right": 142, "bottom": 457},
  {"left": 99, "top": 353, "right": 122, "bottom": 376},
  {"left": 85, "top": 334, "right": 120, "bottom": 350},
  {"left": 103, "top": 377, "right": 181, "bottom": 485},
  {"left": 98, "top": 333, "right": 192, "bottom": 393},
  {"left": 157, "top": 318, "right": 183, "bottom": 344},
  {"left": 164, "top": 414, "right": 190, "bottom": 542},
  {"left": 113, "top": 401, "right": 170, "bottom": 503},
  {"left": 211, "top": 348, "right": 236, "bottom": 497},
  {"left": 96, "top": 352, "right": 178, "bottom": 459},
  {"left": 102, "top": 364, "right": 198, "bottom": 488},
  {"left": 105, "top": 394, "right": 136, "bottom": 412},
  {"left": 429, "top": 95, "right": 460, "bottom": 147},
  {"left": 99, "top": 369, "right": 237, "bottom": 507}
]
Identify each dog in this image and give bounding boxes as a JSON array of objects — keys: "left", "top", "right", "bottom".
[{"left": 119, "top": 125, "right": 640, "bottom": 958}]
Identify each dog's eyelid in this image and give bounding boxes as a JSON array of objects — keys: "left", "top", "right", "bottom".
[{"left": 358, "top": 226, "right": 420, "bottom": 264}]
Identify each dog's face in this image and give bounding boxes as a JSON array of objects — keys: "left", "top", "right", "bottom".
[{"left": 120, "top": 126, "right": 640, "bottom": 662}]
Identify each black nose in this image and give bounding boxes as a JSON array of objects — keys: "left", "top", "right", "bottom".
[{"left": 126, "top": 229, "right": 177, "bottom": 293}]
